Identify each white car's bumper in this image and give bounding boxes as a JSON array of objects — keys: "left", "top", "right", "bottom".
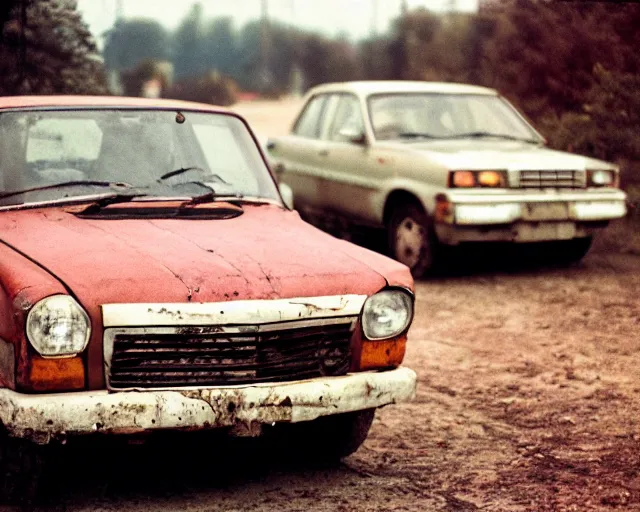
[
  {"left": 0, "top": 368, "right": 417, "bottom": 444},
  {"left": 437, "top": 189, "right": 627, "bottom": 243}
]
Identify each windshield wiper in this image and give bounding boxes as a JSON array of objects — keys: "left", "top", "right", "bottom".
[
  {"left": 0, "top": 180, "right": 135, "bottom": 202},
  {"left": 182, "top": 189, "right": 245, "bottom": 206},
  {"left": 158, "top": 167, "right": 229, "bottom": 184},
  {"left": 437, "top": 131, "right": 541, "bottom": 143},
  {"left": 397, "top": 132, "right": 440, "bottom": 139}
]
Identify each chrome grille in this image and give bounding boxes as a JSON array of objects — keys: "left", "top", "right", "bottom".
[
  {"left": 518, "top": 170, "right": 585, "bottom": 189},
  {"left": 104, "top": 318, "right": 356, "bottom": 390}
]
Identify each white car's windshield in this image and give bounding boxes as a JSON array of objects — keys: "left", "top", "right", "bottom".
[
  {"left": 368, "top": 93, "right": 541, "bottom": 142},
  {"left": 0, "top": 109, "right": 280, "bottom": 207}
]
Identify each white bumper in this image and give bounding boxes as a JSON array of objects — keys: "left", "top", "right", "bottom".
[
  {"left": 436, "top": 189, "right": 627, "bottom": 243},
  {"left": 0, "top": 368, "right": 417, "bottom": 443},
  {"left": 447, "top": 189, "right": 627, "bottom": 225}
]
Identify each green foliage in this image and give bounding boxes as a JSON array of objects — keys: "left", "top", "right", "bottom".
[
  {"left": 172, "top": 3, "right": 205, "bottom": 80},
  {"left": 0, "top": 0, "right": 108, "bottom": 95},
  {"left": 103, "top": 18, "right": 169, "bottom": 70}
]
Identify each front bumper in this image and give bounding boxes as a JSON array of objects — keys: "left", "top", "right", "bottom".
[
  {"left": 0, "top": 368, "right": 417, "bottom": 444},
  {"left": 436, "top": 189, "right": 627, "bottom": 244}
]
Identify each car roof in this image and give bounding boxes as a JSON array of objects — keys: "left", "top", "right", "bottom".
[
  {"left": 307, "top": 80, "right": 497, "bottom": 97},
  {"left": 0, "top": 95, "right": 233, "bottom": 114}
]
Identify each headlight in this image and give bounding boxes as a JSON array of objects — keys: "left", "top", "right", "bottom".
[
  {"left": 362, "top": 290, "right": 413, "bottom": 340},
  {"left": 450, "top": 170, "right": 508, "bottom": 188},
  {"left": 587, "top": 170, "right": 616, "bottom": 187},
  {"left": 26, "top": 295, "right": 91, "bottom": 357}
]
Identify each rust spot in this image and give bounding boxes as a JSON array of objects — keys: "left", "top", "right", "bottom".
[{"left": 279, "top": 396, "right": 292, "bottom": 407}]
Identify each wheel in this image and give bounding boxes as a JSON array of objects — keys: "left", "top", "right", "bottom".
[
  {"left": 553, "top": 237, "right": 593, "bottom": 265},
  {"left": 388, "top": 202, "right": 441, "bottom": 277},
  {"left": 0, "top": 434, "right": 48, "bottom": 506},
  {"left": 274, "top": 409, "right": 376, "bottom": 463}
]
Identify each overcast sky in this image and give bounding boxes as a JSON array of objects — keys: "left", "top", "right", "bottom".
[{"left": 77, "top": 0, "right": 479, "bottom": 43}]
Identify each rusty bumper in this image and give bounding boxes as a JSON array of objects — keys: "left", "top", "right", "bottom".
[{"left": 0, "top": 368, "right": 417, "bottom": 443}]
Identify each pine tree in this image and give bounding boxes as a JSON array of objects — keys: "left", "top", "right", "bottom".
[{"left": 0, "top": 0, "right": 108, "bottom": 95}]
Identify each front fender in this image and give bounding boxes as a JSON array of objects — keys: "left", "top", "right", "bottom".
[{"left": 0, "top": 242, "right": 67, "bottom": 390}]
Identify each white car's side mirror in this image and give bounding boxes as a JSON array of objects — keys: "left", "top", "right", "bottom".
[
  {"left": 338, "top": 127, "right": 367, "bottom": 145},
  {"left": 279, "top": 182, "right": 294, "bottom": 210}
]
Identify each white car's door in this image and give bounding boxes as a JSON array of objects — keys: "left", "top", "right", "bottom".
[
  {"left": 317, "top": 94, "right": 391, "bottom": 225},
  {"left": 267, "top": 94, "right": 332, "bottom": 211}
]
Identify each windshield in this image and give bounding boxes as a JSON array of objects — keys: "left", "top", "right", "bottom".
[
  {"left": 368, "top": 93, "right": 541, "bottom": 142},
  {"left": 0, "top": 109, "right": 280, "bottom": 207}
]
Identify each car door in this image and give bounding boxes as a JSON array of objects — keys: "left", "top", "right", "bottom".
[
  {"left": 268, "top": 93, "right": 332, "bottom": 211},
  {"left": 317, "top": 94, "right": 391, "bottom": 225}
]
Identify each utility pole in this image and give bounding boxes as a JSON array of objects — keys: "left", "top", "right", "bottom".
[{"left": 259, "top": 0, "right": 273, "bottom": 93}]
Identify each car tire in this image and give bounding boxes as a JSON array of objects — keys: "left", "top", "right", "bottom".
[
  {"left": 275, "top": 409, "right": 376, "bottom": 463},
  {"left": 553, "top": 237, "right": 593, "bottom": 265},
  {"left": 388, "top": 203, "right": 441, "bottom": 278},
  {"left": 0, "top": 434, "right": 48, "bottom": 506}
]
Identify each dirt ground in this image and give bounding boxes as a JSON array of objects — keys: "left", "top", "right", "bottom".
[{"left": 15, "top": 100, "right": 640, "bottom": 512}]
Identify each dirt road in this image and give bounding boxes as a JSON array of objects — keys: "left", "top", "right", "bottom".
[{"left": 23, "top": 100, "right": 640, "bottom": 512}]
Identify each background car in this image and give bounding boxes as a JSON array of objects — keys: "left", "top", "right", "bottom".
[{"left": 266, "top": 81, "right": 628, "bottom": 277}]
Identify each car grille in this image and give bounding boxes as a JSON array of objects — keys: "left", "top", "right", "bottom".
[
  {"left": 518, "top": 170, "right": 585, "bottom": 189},
  {"left": 104, "top": 319, "right": 356, "bottom": 390}
]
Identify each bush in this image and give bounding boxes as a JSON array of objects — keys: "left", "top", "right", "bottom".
[{"left": 164, "top": 71, "right": 238, "bottom": 106}]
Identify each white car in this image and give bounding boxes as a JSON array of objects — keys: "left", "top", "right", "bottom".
[{"left": 267, "top": 81, "right": 627, "bottom": 276}]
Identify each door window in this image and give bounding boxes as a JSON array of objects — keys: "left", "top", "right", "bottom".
[
  {"left": 293, "top": 95, "right": 328, "bottom": 139},
  {"left": 329, "top": 95, "right": 364, "bottom": 142}
]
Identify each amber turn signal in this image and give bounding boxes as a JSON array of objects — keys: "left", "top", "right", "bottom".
[
  {"left": 358, "top": 335, "right": 407, "bottom": 371},
  {"left": 434, "top": 194, "right": 454, "bottom": 223},
  {"left": 25, "top": 356, "right": 85, "bottom": 392}
]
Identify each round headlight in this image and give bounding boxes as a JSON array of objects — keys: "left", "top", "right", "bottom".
[
  {"left": 26, "top": 295, "right": 91, "bottom": 357},
  {"left": 362, "top": 290, "right": 413, "bottom": 340}
]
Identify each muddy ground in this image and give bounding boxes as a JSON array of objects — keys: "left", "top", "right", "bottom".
[{"left": 14, "top": 100, "right": 640, "bottom": 512}]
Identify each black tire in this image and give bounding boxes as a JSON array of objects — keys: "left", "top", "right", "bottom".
[
  {"left": 388, "top": 202, "right": 442, "bottom": 278},
  {"left": 553, "top": 237, "right": 593, "bottom": 265},
  {"left": 0, "top": 434, "right": 48, "bottom": 507},
  {"left": 275, "top": 409, "right": 376, "bottom": 463}
]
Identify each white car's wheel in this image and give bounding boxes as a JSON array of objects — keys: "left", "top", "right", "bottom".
[
  {"left": 388, "top": 203, "right": 441, "bottom": 277},
  {"left": 553, "top": 237, "right": 593, "bottom": 265}
]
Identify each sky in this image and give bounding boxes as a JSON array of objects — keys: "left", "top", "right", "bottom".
[{"left": 77, "top": 0, "right": 479, "bottom": 44}]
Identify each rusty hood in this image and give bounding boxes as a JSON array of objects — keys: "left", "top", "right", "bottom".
[{"left": 0, "top": 203, "right": 413, "bottom": 307}]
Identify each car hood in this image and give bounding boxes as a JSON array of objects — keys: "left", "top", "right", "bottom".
[
  {"left": 382, "top": 140, "right": 614, "bottom": 170},
  {"left": 0, "top": 203, "right": 410, "bottom": 308}
]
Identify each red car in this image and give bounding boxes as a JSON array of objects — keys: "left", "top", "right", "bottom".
[{"left": 0, "top": 96, "right": 416, "bottom": 500}]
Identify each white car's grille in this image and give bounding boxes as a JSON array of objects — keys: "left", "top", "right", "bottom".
[{"left": 518, "top": 170, "right": 585, "bottom": 189}]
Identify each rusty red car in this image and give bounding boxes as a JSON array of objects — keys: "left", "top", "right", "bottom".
[{"left": 0, "top": 96, "right": 416, "bottom": 501}]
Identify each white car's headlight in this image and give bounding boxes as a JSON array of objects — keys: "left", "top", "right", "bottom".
[
  {"left": 26, "top": 295, "right": 91, "bottom": 357},
  {"left": 362, "top": 290, "right": 413, "bottom": 340}
]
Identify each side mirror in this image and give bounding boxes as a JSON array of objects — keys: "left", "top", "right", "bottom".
[
  {"left": 338, "top": 127, "right": 367, "bottom": 145},
  {"left": 279, "top": 182, "right": 294, "bottom": 210}
]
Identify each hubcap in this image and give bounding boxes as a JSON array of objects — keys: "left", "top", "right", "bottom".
[{"left": 395, "top": 216, "right": 427, "bottom": 268}]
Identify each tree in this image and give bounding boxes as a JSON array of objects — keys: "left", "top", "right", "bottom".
[
  {"left": 0, "top": 0, "right": 108, "bottom": 95},
  {"left": 173, "top": 3, "right": 205, "bottom": 80},
  {"left": 103, "top": 18, "right": 170, "bottom": 71},
  {"left": 200, "top": 17, "right": 238, "bottom": 77}
]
